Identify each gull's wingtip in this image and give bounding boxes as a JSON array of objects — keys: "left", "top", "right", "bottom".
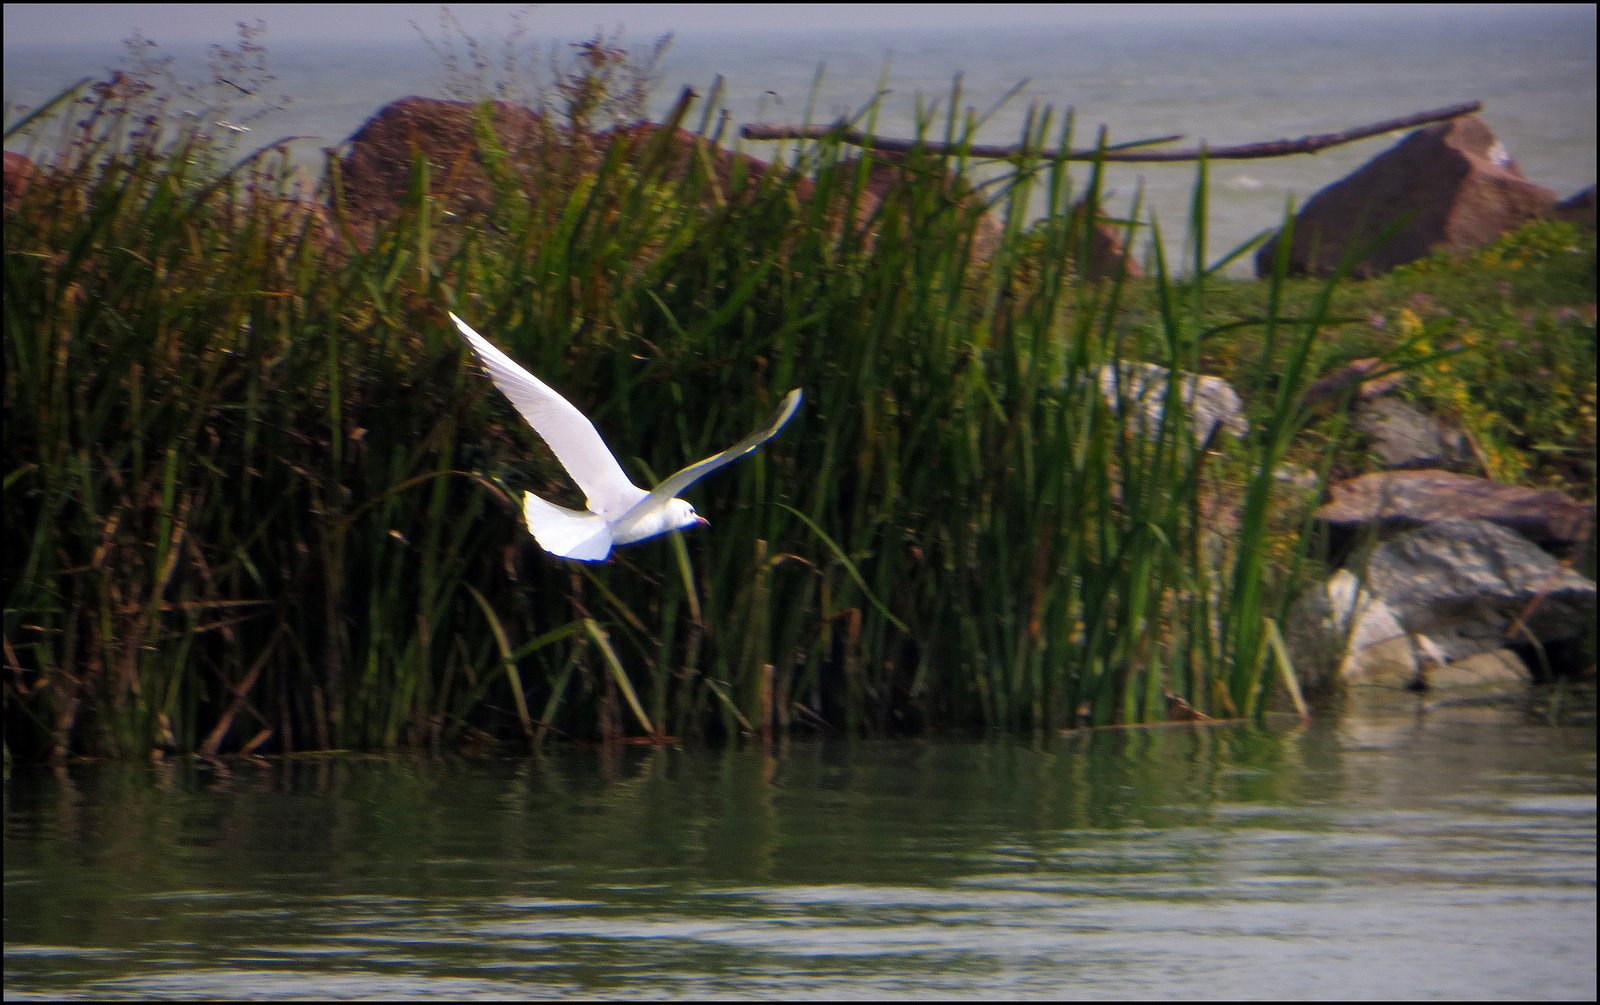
[{"left": 777, "top": 387, "right": 804, "bottom": 426}]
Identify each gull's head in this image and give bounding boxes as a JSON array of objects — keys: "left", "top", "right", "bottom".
[{"left": 663, "top": 497, "right": 709, "bottom": 532}]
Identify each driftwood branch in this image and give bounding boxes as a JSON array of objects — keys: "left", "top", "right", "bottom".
[{"left": 740, "top": 101, "right": 1482, "bottom": 163}]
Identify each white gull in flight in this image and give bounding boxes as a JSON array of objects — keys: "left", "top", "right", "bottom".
[{"left": 450, "top": 312, "right": 802, "bottom": 561}]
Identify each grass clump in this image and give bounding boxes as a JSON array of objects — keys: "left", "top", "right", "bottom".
[{"left": 1385, "top": 220, "right": 1596, "bottom": 492}]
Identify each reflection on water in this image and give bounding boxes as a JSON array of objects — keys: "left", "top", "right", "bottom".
[{"left": 5, "top": 697, "right": 1595, "bottom": 999}]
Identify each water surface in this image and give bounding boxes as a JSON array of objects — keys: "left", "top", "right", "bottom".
[{"left": 5, "top": 697, "right": 1595, "bottom": 999}]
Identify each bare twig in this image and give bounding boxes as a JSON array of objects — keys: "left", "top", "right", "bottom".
[{"left": 741, "top": 101, "right": 1482, "bottom": 162}]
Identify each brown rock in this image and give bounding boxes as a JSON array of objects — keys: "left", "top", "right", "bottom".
[
  {"left": 330, "top": 96, "right": 1112, "bottom": 270},
  {"left": 1072, "top": 202, "right": 1141, "bottom": 281},
  {"left": 600, "top": 121, "right": 814, "bottom": 204},
  {"left": 1315, "top": 469, "right": 1591, "bottom": 549},
  {"left": 834, "top": 149, "right": 1004, "bottom": 259},
  {"left": 334, "top": 100, "right": 822, "bottom": 240},
  {"left": 333, "top": 96, "right": 556, "bottom": 232},
  {"left": 1303, "top": 357, "right": 1405, "bottom": 407},
  {"left": 4, "top": 151, "right": 36, "bottom": 208},
  {"left": 1551, "top": 184, "right": 1596, "bottom": 232},
  {"left": 1256, "top": 116, "right": 1558, "bottom": 278}
]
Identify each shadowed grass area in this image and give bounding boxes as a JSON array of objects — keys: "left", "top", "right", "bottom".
[{"left": 5, "top": 63, "right": 1368, "bottom": 759}]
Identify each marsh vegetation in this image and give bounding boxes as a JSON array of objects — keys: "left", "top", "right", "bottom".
[{"left": 4, "top": 30, "right": 1592, "bottom": 758}]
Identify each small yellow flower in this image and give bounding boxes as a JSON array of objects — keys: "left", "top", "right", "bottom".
[{"left": 1396, "top": 308, "right": 1423, "bottom": 337}]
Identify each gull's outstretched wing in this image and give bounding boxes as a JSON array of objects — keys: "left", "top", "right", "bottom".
[
  {"left": 451, "top": 313, "right": 644, "bottom": 518},
  {"left": 626, "top": 389, "right": 803, "bottom": 520}
]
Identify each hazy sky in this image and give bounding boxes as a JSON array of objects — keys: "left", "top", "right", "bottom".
[{"left": 2, "top": 3, "right": 1571, "bottom": 46}]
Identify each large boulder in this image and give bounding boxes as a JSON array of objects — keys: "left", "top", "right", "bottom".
[
  {"left": 334, "top": 99, "right": 825, "bottom": 241},
  {"left": 331, "top": 98, "right": 1026, "bottom": 264},
  {"left": 835, "top": 149, "right": 1005, "bottom": 261},
  {"left": 1303, "top": 357, "right": 1406, "bottom": 408},
  {"left": 333, "top": 96, "right": 555, "bottom": 231},
  {"left": 1062, "top": 201, "right": 1141, "bottom": 282},
  {"left": 1091, "top": 361, "right": 1248, "bottom": 446},
  {"left": 1256, "top": 116, "right": 1558, "bottom": 278},
  {"left": 1353, "top": 398, "right": 1472, "bottom": 469},
  {"left": 1286, "top": 566, "right": 1415, "bottom": 688},
  {"left": 1360, "top": 519, "right": 1594, "bottom": 663},
  {"left": 601, "top": 121, "right": 814, "bottom": 204},
  {"left": 1286, "top": 518, "right": 1595, "bottom": 689},
  {"left": 1551, "top": 184, "right": 1595, "bottom": 232},
  {"left": 1315, "top": 469, "right": 1591, "bottom": 552},
  {"left": 3, "top": 151, "right": 35, "bottom": 208}
]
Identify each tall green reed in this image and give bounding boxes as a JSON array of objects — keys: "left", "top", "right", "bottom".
[{"left": 5, "top": 69, "right": 1341, "bottom": 758}]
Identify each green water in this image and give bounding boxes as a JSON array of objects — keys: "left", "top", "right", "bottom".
[{"left": 5, "top": 698, "right": 1595, "bottom": 999}]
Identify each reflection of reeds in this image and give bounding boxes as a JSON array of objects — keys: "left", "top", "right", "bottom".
[{"left": 4, "top": 76, "right": 1337, "bottom": 758}]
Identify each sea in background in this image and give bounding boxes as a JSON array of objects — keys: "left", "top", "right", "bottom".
[{"left": 4, "top": 6, "right": 1596, "bottom": 275}]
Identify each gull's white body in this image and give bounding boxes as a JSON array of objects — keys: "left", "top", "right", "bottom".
[{"left": 450, "top": 312, "right": 802, "bottom": 561}]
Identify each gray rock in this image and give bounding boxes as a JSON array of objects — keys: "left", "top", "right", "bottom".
[
  {"left": 1274, "top": 462, "right": 1322, "bottom": 493},
  {"left": 1421, "top": 648, "right": 1531, "bottom": 691},
  {"left": 1355, "top": 397, "right": 1472, "bottom": 469},
  {"left": 1285, "top": 519, "right": 1594, "bottom": 690},
  {"left": 1361, "top": 518, "right": 1596, "bottom": 663},
  {"left": 1284, "top": 567, "right": 1416, "bottom": 689},
  {"left": 1093, "top": 361, "right": 1248, "bottom": 446}
]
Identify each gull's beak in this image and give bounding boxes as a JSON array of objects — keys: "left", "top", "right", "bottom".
[{"left": 693, "top": 515, "right": 710, "bottom": 527}]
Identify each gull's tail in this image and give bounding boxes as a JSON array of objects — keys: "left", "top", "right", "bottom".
[{"left": 522, "top": 493, "right": 615, "bottom": 562}]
